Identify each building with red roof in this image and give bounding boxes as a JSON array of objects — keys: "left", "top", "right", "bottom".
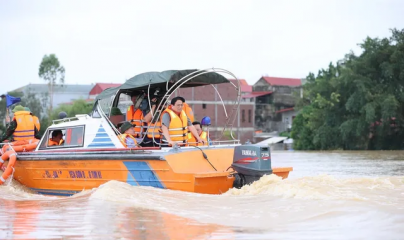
[
  {"left": 228, "top": 79, "right": 253, "bottom": 94},
  {"left": 261, "top": 76, "right": 302, "bottom": 87},
  {"left": 89, "top": 83, "right": 122, "bottom": 99},
  {"left": 247, "top": 76, "right": 303, "bottom": 141}
]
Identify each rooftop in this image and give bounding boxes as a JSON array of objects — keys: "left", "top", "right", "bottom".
[
  {"left": 89, "top": 83, "right": 122, "bottom": 95},
  {"left": 261, "top": 77, "right": 302, "bottom": 87},
  {"left": 229, "top": 79, "right": 249, "bottom": 86},
  {"left": 229, "top": 79, "right": 252, "bottom": 92}
]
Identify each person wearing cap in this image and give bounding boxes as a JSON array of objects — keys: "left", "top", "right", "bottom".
[
  {"left": 24, "top": 107, "right": 41, "bottom": 132},
  {"left": 187, "top": 121, "right": 208, "bottom": 146},
  {"left": 161, "top": 96, "right": 205, "bottom": 147},
  {"left": 0, "top": 105, "right": 41, "bottom": 143},
  {"left": 118, "top": 121, "right": 140, "bottom": 148}
]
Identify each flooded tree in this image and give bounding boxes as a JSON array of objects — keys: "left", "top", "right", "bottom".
[{"left": 292, "top": 28, "right": 404, "bottom": 150}]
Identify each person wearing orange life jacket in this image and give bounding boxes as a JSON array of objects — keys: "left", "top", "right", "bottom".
[
  {"left": 24, "top": 107, "right": 40, "bottom": 132},
  {"left": 48, "top": 130, "right": 64, "bottom": 146},
  {"left": 161, "top": 96, "right": 205, "bottom": 147},
  {"left": 126, "top": 93, "right": 158, "bottom": 137},
  {"left": 187, "top": 121, "right": 208, "bottom": 146},
  {"left": 126, "top": 93, "right": 144, "bottom": 137},
  {"left": 143, "top": 99, "right": 164, "bottom": 144},
  {"left": 140, "top": 99, "right": 170, "bottom": 147},
  {"left": 118, "top": 121, "right": 140, "bottom": 148},
  {"left": 0, "top": 105, "right": 41, "bottom": 143}
]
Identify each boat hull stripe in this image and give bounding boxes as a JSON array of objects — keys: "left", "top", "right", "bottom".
[
  {"left": 123, "top": 161, "right": 165, "bottom": 188},
  {"left": 95, "top": 133, "right": 109, "bottom": 138},
  {"left": 126, "top": 172, "right": 139, "bottom": 186},
  {"left": 91, "top": 138, "right": 113, "bottom": 142}
]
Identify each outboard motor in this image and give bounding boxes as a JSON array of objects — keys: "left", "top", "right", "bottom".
[{"left": 231, "top": 145, "right": 271, "bottom": 188}]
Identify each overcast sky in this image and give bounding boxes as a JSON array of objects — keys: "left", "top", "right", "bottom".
[{"left": 1, "top": 0, "right": 403, "bottom": 93}]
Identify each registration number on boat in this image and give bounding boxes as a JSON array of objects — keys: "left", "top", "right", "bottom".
[{"left": 42, "top": 170, "right": 103, "bottom": 179}]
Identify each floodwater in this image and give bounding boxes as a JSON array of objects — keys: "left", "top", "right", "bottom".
[{"left": 1, "top": 151, "right": 404, "bottom": 240}]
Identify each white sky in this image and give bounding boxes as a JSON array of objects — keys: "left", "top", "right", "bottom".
[{"left": 1, "top": 0, "right": 403, "bottom": 93}]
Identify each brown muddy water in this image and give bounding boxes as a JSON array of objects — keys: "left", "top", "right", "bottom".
[{"left": 0, "top": 151, "right": 403, "bottom": 239}]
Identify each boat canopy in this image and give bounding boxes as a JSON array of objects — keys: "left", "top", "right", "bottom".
[{"left": 96, "top": 69, "right": 229, "bottom": 100}]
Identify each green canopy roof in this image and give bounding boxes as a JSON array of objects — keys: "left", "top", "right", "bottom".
[{"left": 96, "top": 69, "right": 229, "bottom": 100}]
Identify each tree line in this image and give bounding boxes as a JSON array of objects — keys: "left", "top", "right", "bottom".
[
  {"left": 292, "top": 28, "right": 404, "bottom": 150},
  {"left": 0, "top": 54, "right": 93, "bottom": 136}
]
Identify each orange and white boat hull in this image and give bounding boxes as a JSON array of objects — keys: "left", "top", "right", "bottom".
[{"left": 6, "top": 147, "right": 292, "bottom": 196}]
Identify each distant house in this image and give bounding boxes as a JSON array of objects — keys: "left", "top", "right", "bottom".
[
  {"left": 11, "top": 83, "right": 93, "bottom": 116},
  {"left": 230, "top": 79, "right": 253, "bottom": 96},
  {"left": 89, "top": 83, "right": 122, "bottom": 99},
  {"left": 247, "top": 76, "right": 302, "bottom": 141}
]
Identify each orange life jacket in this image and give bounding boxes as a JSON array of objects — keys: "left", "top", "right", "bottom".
[
  {"left": 162, "top": 108, "right": 188, "bottom": 143},
  {"left": 33, "top": 115, "right": 40, "bottom": 132},
  {"left": 126, "top": 106, "right": 143, "bottom": 137},
  {"left": 146, "top": 122, "right": 162, "bottom": 139},
  {"left": 13, "top": 111, "right": 35, "bottom": 141},
  {"left": 13, "top": 113, "right": 40, "bottom": 132},
  {"left": 183, "top": 102, "right": 194, "bottom": 123},
  {"left": 119, "top": 134, "right": 138, "bottom": 148},
  {"left": 48, "top": 139, "right": 63, "bottom": 146},
  {"left": 187, "top": 131, "right": 208, "bottom": 146}
]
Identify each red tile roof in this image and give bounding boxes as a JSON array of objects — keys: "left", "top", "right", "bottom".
[
  {"left": 229, "top": 79, "right": 249, "bottom": 86},
  {"left": 262, "top": 77, "right": 301, "bottom": 87},
  {"left": 89, "top": 83, "right": 122, "bottom": 95},
  {"left": 229, "top": 79, "right": 252, "bottom": 92}
]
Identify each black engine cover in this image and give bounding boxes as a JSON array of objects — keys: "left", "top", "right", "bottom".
[{"left": 231, "top": 145, "right": 272, "bottom": 187}]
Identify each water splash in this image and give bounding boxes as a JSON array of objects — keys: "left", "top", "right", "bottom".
[{"left": 225, "top": 174, "right": 404, "bottom": 203}]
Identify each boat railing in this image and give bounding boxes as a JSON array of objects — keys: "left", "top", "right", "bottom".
[
  {"left": 186, "top": 139, "right": 240, "bottom": 146},
  {"left": 210, "top": 140, "right": 240, "bottom": 145},
  {"left": 93, "top": 68, "right": 243, "bottom": 147},
  {"left": 145, "top": 68, "right": 241, "bottom": 145}
]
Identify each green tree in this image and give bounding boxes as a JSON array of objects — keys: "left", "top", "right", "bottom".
[
  {"left": 36, "top": 99, "right": 93, "bottom": 135},
  {"left": 20, "top": 88, "right": 43, "bottom": 120},
  {"left": 38, "top": 54, "right": 65, "bottom": 116},
  {"left": 50, "top": 99, "right": 94, "bottom": 122},
  {"left": 292, "top": 28, "right": 404, "bottom": 150}
]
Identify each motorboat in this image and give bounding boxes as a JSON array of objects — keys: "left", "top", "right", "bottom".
[{"left": 0, "top": 68, "right": 292, "bottom": 196}]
